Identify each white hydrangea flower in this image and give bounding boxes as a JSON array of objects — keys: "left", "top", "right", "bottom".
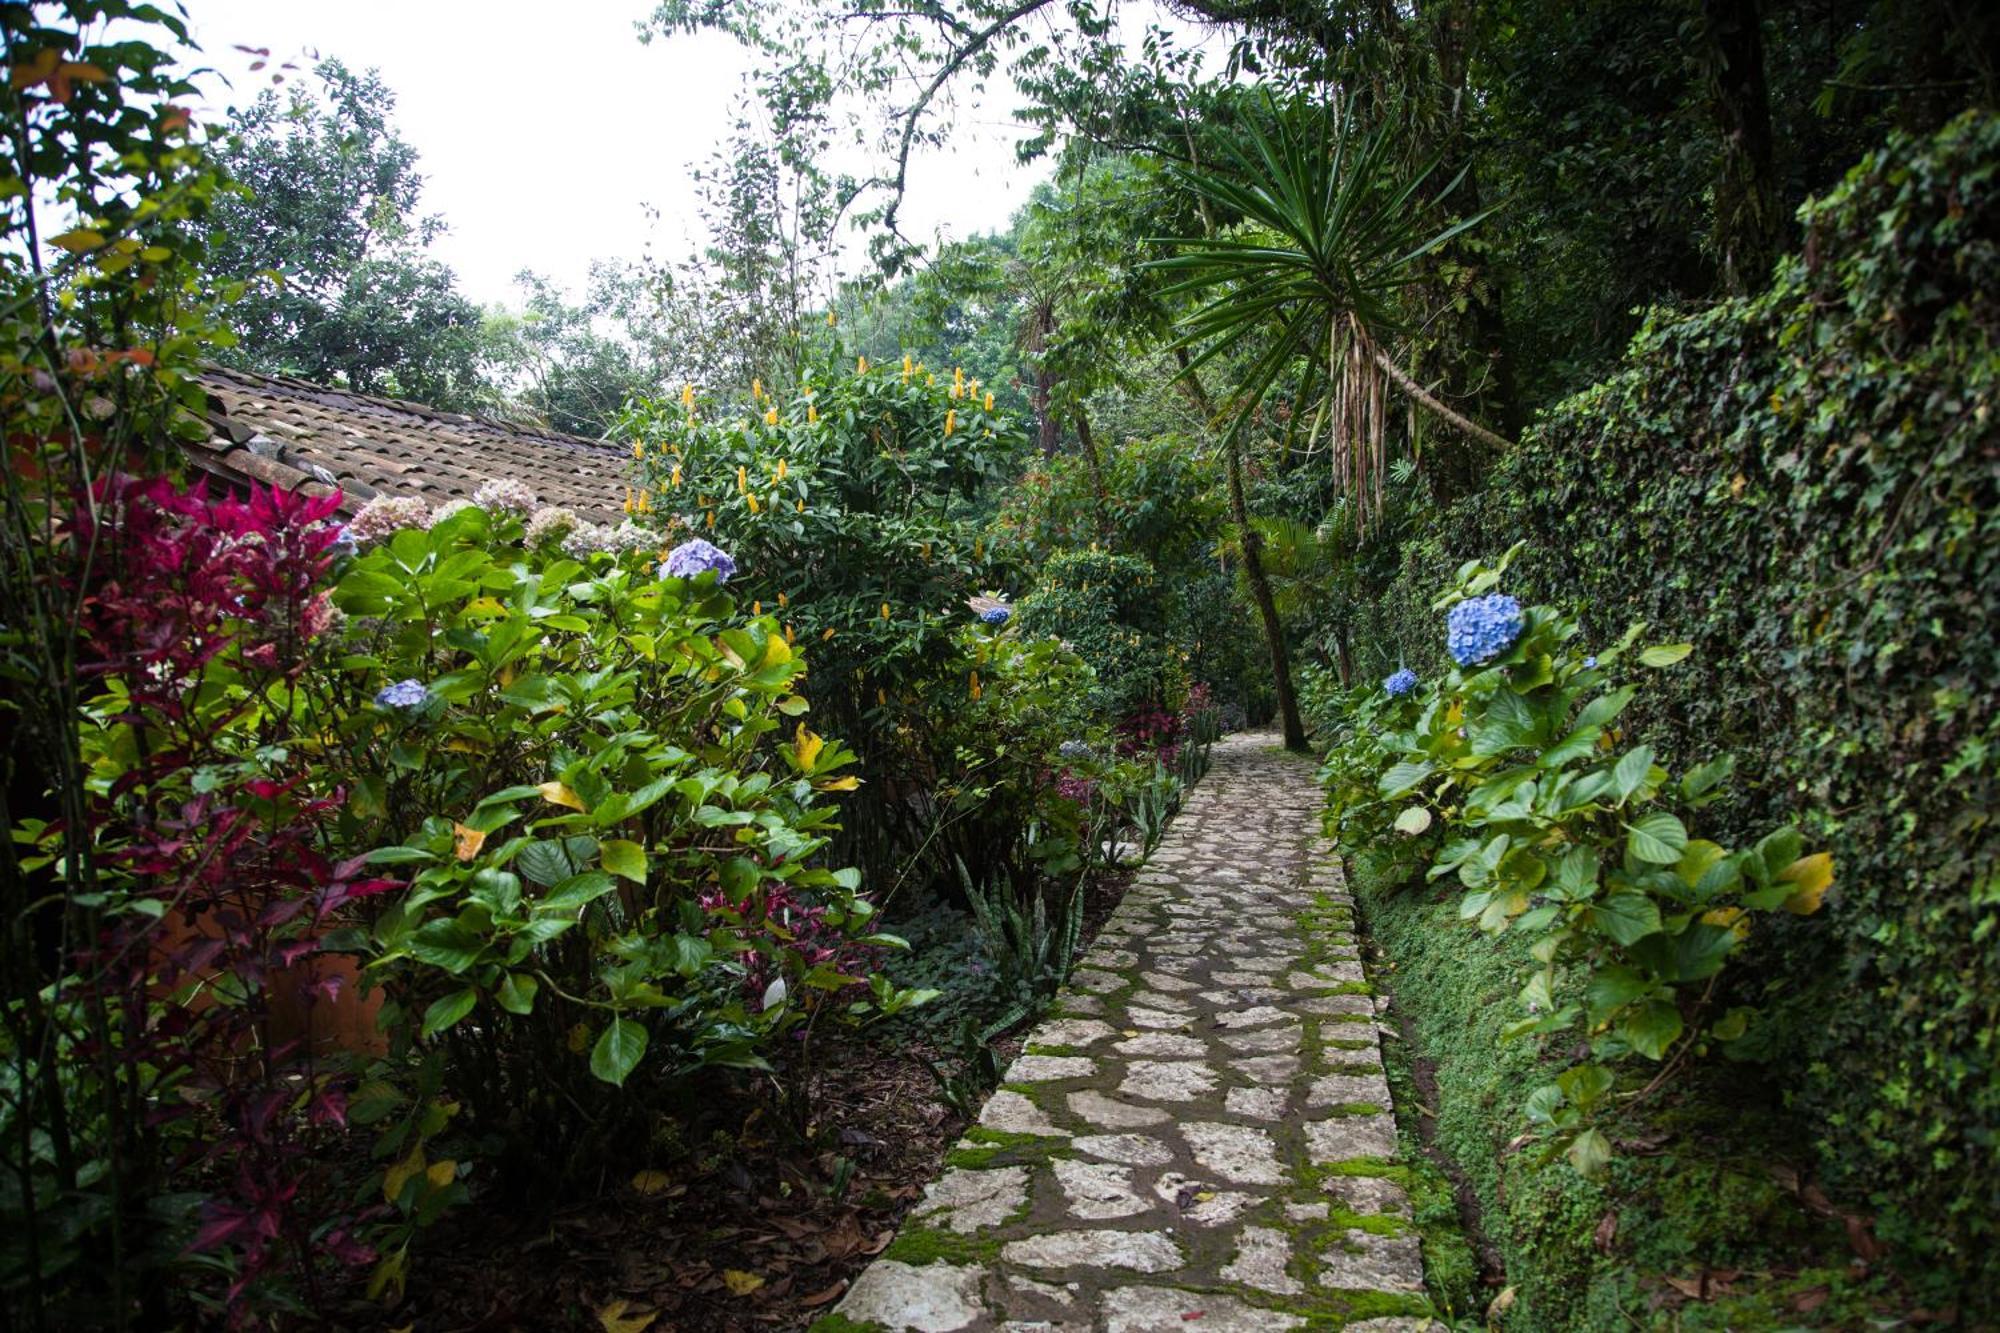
[
  {"left": 524, "top": 506, "right": 579, "bottom": 547},
  {"left": 471, "top": 477, "right": 537, "bottom": 516},
  {"left": 348, "top": 494, "right": 432, "bottom": 543}
]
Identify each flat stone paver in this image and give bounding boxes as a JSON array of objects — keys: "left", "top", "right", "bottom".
[{"left": 829, "top": 733, "right": 1437, "bottom": 1331}]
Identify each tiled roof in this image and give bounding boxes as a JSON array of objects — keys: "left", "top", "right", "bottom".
[{"left": 183, "top": 366, "right": 630, "bottom": 524}]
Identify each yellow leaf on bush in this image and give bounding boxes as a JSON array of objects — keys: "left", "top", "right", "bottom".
[
  {"left": 817, "top": 775, "right": 861, "bottom": 791},
  {"left": 596, "top": 1298, "right": 657, "bottom": 1333},
  {"left": 452, "top": 823, "right": 486, "bottom": 862},
  {"left": 537, "top": 781, "right": 584, "bottom": 811},
  {"left": 425, "top": 1159, "right": 457, "bottom": 1189},
  {"left": 382, "top": 1145, "right": 425, "bottom": 1203},
  {"left": 1701, "top": 906, "right": 1750, "bottom": 939},
  {"left": 1779, "top": 852, "right": 1834, "bottom": 915},
  {"left": 722, "top": 1269, "right": 765, "bottom": 1296},
  {"left": 567, "top": 1022, "right": 590, "bottom": 1053},
  {"left": 795, "top": 725, "right": 825, "bottom": 771}
]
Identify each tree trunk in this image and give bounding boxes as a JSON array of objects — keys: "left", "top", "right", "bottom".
[
  {"left": 1174, "top": 348, "right": 1307, "bottom": 752},
  {"left": 1701, "top": 0, "right": 1782, "bottom": 295},
  {"left": 1025, "top": 299, "right": 1060, "bottom": 457},
  {"left": 1074, "top": 407, "right": 1112, "bottom": 541}
]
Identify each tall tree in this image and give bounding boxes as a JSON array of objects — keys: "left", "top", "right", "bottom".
[
  {"left": 1700, "top": 0, "right": 1782, "bottom": 294},
  {"left": 198, "top": 60, "right": 492, "bottom": 409}
]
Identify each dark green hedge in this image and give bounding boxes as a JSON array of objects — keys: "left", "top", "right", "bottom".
[{"left": 1354, "top": 111, "right": 1998, "bottom": 1302}]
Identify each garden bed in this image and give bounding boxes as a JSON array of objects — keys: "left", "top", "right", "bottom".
[{"left": 340, "top": 868, "right": 1136, "bottom": 1330}]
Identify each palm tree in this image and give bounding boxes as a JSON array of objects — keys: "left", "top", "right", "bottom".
[{"left": 1150, "top": 93, "right": 1507, "bottom": 537}]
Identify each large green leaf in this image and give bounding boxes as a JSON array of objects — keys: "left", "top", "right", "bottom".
[
  {"left": 1626, "top": 812, "right": 1689, "bottom": 864},
  {"left": 421, "top": 987, "right": 478, "bottom": 1038},
  {"left": 1620, "top": 999, "right": 1685, "bottom": 1059},
  {"left": 1589, "top": 892, "right": 1662, "bottom": 946},
  {"left": 590, "top": 1017, "right": 649, "bottom": 1086}
]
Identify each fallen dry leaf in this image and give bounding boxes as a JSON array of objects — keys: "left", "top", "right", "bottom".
[
  {"left": 630, "top": 1169, "right": 675, "bottom": 1195},
  {"left": 595, "top": 1298, "right": 656, "bottom": 1333},
  {"left": 1594, "top": 1210, "right": 1619, "bottom": 1254},
  {"left": 800, "top": 1280, "right": 848, "bottom": 1308},
  {"left": 722, "top": 1268, "right": 765, "bottom": 1296}
]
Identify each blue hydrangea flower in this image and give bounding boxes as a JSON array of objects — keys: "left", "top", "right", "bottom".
[
  {"left": 1446, "top": 593, "right": 1525, "bottom": 667},
  {"left": 980, "top": 605, "right": 1012, "bottom": 626},
  {"left": 374, "top": 678, "right": 430, "bottom": 711},
  {"left": 1583, "top": 656, "right": 1599, "bottom": 669},
  {"left": 1384, "top": 668, "right": 1419, "bottom": 697},
  {"left": 663, "top": 537, "right": 737, "bottom": 583},
  {"left": 327, "top": 524, "right": 358, "bottom": 559}
]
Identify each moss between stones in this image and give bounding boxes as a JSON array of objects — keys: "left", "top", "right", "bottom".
[
  {"left": 943, "top": 1125, "right": 1070, "bottom": 1170},
  {"left": 879, "top": 1221, "right": 1008, "bottom": 1267}
]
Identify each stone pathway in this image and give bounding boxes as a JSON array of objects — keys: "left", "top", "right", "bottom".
[{"left": 828, "top": 733, "right": 1437, "bottom": 1332}]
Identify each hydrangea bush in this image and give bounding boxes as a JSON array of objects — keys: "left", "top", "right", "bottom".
[
  {"left": 1320, "top": 546, "right": 1830, "bottom": 1175},
  {"left": 311, "top": 501, "right": 934, "bottom": 1282}
]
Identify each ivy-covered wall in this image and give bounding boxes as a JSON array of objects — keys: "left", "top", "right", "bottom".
[{"left": 1353, "top": 111, "right": 1998, "bottom": 1300}]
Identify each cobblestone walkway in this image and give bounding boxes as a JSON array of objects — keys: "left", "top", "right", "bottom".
[{"left": 829, "top": 732, "right": 1435, "bottom": 1332}]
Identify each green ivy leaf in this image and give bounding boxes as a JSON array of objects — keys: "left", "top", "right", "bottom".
[
  {"left": 590, "top": 1017, "right": 649, "bottom": 1086},
  {"left": 1626, "top": 812, "right": 1689, "bottom": 864}
]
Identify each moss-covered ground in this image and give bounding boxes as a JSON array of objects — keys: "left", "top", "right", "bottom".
[{"left": 1352, "top": 848, "right": 1904, "bottom": 1328}]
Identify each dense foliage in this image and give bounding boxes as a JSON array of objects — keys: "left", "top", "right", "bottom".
[{"left": 1333, "top": 111, "right": 1999, "bottom": 1307}]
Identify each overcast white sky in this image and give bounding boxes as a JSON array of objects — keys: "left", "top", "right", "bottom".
[{"left": 176, "top": 0, "right": 1077, "bottom": 310}]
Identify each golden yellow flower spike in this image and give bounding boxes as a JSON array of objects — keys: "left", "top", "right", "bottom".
[
  {"left": 985, "top": 391, "right": 994, "bottom": 411},
  {"left": 764, "top": 407, "right": 778, "bottom": 426},
  {"left": 902, "top": 354, "right": 912, "bottom": 381},
  {"left": 753, "top": 377, "right": 763, "bottom": 400},
  {"left": 822, "top": 627, "right": 835, "bottom": 640},
  {"left": 705, "top": 510, "right": 715, "bottom": 529},
  {"left": 795, "top": 499, "right": 804, "bottom": 513},
  {"left": 670, "top": 464, "right": 682, "bottom": 488},
  {"left": 776, "top": 458, "right": 788, "bottom": 480},
  {"left": 857, "top": 355, "right": 867, "bottom": 374},
  {"left": 826, "top": 310, "right": 836, "bottom": 326},
  {"left": 877, "top": 687, "right": 887, "bottom": 706},
  {"left": 747, "top": 493, "right": 761, "bottom": 514},
  {"left": 681, "top": 383, "right": 695, "bottom": 408},
  {"left": 623, "top": 488, "right": 634, "bottom": 515},
  {"left": 778, "top": 591, "right": 788, "bottom": 606},
  {"left": 969, "top": 670, "right": 981, "bottom": 700},
  {"left": 807, "top": 403, "right": 819, "bottom": 423},
  {"left": 736, "top": 465, "right": 747, "bottom": 494},
  {"left": 880, "top": 602, "right": 890, "bottom": 620},
  {"left": 785, "top": 624, "right": 795, "bottom": 645},
  {"left": 753, "top": 601, "right": 761, "bottom": 616},
  {"left": 632, "top": 442, "right": 645, "bottom": 460},
  {"left": 945, "top": 410, "right": 956, "bottom": 437}
]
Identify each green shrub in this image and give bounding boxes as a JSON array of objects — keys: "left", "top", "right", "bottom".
[
  {"left": 1014, "top": 548, "right": 1171, "bottom": 715},
  {"left": 323, "top": 506, "right": 934, "bottom": 1213},
  {"left": 1346, "top": 111, "right": 2000, "bottom": 1300},
  {"left": 1322, "top": 548, "right": 1827, "bottom": 1175}
]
